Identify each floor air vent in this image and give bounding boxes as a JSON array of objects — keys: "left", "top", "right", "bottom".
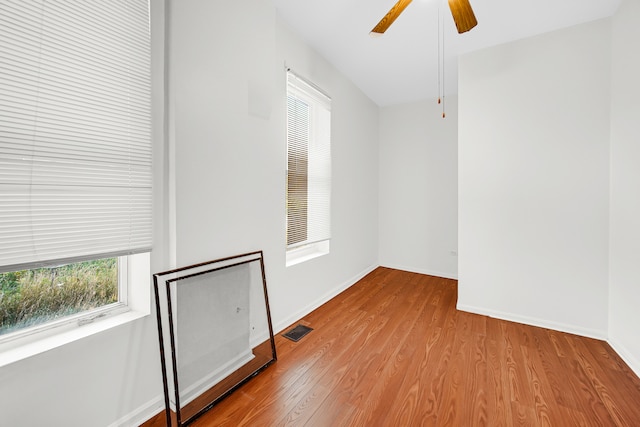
[{"left": 283, "top": 324, "right": 313, "bottom": 342}]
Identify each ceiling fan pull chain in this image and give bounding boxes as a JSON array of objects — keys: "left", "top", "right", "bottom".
[
  {"left": 442, "top": 0, "right": 446, "bottom": 119},
  {"left": 437, "top": 0, "right": 442, "bottom": 105}
]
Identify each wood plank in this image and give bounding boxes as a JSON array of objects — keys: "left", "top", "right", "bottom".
[
  {"left": 567, "top": 335, "right": 640, "bottom": 425},
  {"left": 485, "top": 335, "right": 514, "bottom": 427}
]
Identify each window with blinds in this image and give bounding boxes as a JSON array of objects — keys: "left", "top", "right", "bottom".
[
  {"left": 286, "top": 71, "right": 331, "bottom": 259},
  {"left": 0, "top": 0, "right": 151, "bottom": 337}
]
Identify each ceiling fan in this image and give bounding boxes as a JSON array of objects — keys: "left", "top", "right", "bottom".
[{"left": 371, "top": 0, "right": 477, "bottom": 35}]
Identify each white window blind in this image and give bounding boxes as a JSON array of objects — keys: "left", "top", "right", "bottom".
[
  {"left": 0, "top": 0, "right": 152, "bottom": 273},
  {"left": 286, "top": 71, "right": 331, "bottom": 249}
]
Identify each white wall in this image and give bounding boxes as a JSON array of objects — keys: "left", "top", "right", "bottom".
[
  {"left": 609, "top": 0, "right": 640, "bottom": 376},
  {"left": 0, "top": 1, "right": 379, "bottom": 425},
  {"left": 458, "top": 19, "right": 612, "bottom": 338},
  {"left": 379, "top": 99, "right": 458, "bottom": 279},
  {"left": 169, "top": 0, "right": 379, "bottom": 334}
]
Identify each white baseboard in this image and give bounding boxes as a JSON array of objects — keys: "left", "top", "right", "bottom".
[
  {"left": 607, "top": 338, "right": 640, "bottom": 378},
  {"left": 108, "top": 394, "right": 165, "bottom": 427},
  {"left": 273, "top": 264, "right": 378, "bottom": 334},
  {"left": 456, "top": 303, "right": 608, "bottom": 340},
  {"left": 379, "top": 263, "right": 458, "bottom": 280}
]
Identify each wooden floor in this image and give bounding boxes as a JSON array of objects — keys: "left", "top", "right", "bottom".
[{"left": 145, "top": 267, "right": 640, "bottom": 426}]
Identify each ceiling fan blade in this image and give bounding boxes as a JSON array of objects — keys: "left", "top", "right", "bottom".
[
  {"left": 448, "top": 0, "right": 478, "bottom": 34},
  {"left": 370, "top": 0, "right": 413, "bottom": 35}
]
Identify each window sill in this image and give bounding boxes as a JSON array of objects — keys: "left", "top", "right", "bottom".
[
  {"left": 0, "top": 252, "right": 150, "bottom": 368},
  {"left": 286, "top": 241, "right": 330, "bottom": 267},
  {"left": 0, "top": 309, "right": 148, "bottom": 368}
]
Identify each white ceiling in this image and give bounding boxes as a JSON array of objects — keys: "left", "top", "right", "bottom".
[{"left": 274, "top": 0, "right": 621, "bottom": 106}]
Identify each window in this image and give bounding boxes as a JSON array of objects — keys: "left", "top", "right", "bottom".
[
  {"left": 286, "top": 71, "right": 331, "bottom": 265},
  {"left": 0, "top": 1, "right": 151, "bottom": 342}
]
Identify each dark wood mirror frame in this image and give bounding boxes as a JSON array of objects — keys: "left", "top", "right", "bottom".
[{"left": 153, "top": 250, "right": 277, "bottom": 426}]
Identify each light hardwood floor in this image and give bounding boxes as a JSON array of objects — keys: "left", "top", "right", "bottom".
[{"left": 144, "top": 267, "right": 640, "bottom": 426}]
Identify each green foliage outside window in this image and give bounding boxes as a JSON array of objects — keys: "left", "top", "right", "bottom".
[{"left": 0, "top": 258, "right": 118, "bottom": 336}]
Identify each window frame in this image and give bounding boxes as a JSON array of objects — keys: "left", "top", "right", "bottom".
[
  {"left": 0, "top": 252, "right": 150, "bottom": 367},
  {"left": 0, "top": 0, "right": 158, "bottom": 365},
  {"left": 285, "top": 70, "right": 332, "bottom": 266},
  {"left": 0, "top": 256, "right": 125, "bottom": 342}
]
